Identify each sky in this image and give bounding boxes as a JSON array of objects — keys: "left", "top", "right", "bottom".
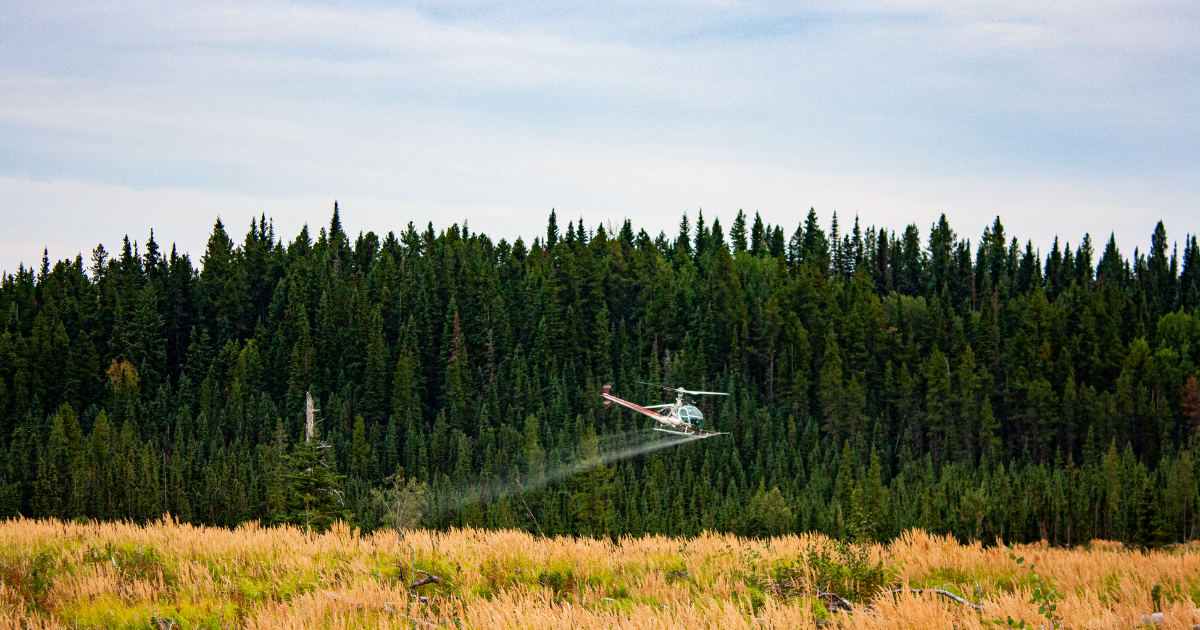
[{"left": 1, "top": 0, "right": 1197, "bottom": 274}]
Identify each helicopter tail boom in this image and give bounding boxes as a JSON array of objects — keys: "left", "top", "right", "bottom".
[{"left": 599, "top": 385, "right": 667, "bottom": 421}]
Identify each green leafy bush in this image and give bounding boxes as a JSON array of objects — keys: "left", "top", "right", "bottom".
[
  {"left": 770, "top": 539, "right": 898, "bottom": 606},
  {"left": 990, "top": 548, "right": 1062, "bottom": 629}
]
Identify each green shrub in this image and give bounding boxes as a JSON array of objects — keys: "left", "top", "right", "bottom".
[
  {"left": 538, "top": 570, "right": 575, "bottom": 594},
  {"left": 770, "top": 539, "right": 898, "bottom": 606},
  {"left": 0, "top": 552, "right": 56, "bottom": 608}
]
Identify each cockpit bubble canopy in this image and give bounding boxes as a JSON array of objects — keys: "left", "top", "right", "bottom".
[{"left": 679, "top": 405, "right": 703, "bottom": 423}]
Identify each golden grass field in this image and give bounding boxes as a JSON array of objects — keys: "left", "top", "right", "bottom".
[{"left": 0, "top": 517, "right": 1197, "bottom": 629}]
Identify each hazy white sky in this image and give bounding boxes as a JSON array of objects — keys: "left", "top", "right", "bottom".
[{"left": 1, "top": 0, "right": 1197, "bottom": 273}]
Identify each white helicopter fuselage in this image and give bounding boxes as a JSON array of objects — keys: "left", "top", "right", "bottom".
[{"left": 599, "top": 384, "right": 727, "bottom": 438}]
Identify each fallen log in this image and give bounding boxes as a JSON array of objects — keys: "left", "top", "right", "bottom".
[
  {"left": 816, "top": 591, "right": 855, "bottom": 613},
  {"left": 889, "top": 588, "right": 986, "bottom": 611},
  {"left": 409, "top": 569, "right": 442, "bottom": 589}
]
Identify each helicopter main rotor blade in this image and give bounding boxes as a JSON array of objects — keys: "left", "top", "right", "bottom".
[{"left": 635, "top": 381, "right": 729, "bottom": 396}]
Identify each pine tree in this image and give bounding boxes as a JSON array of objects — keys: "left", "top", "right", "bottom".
[
  {"left": 691, "top": 210, "right": 709, "bottom": 259},
  {"left": 283, "top": 419, "right": 349, "bottom": 532},
  {"left": 1135, "top": 486, "right": 1168, "bottom": 549},
  {"left": 546, "top": 210, "right": 559, "bottom": 250},
  {"left": 1180, "top": 236, "right": 1200, "bottom": 309},
  {"left": 129, "top": 282, "right": 166, "bottom": 393},
  {"left": 676, "top": 212, "right": 692, "bottom": 255},
  {"left": 803, "top": 208, "right": 829, "bottom": 273},
  {"left": 361, "top": 308, "right": 389, "bottom": 424},
  {"left": 1098, "top": 234, "right": 1124, "bottom": 286},
  {"left": 750, "top": 213, "right": 766, "bottom": 256},
  {"left": 1147, "top": 221, "right": 1172, "bottom": 317},
  {"left": 572, "top": 425, "right": 613, "bottom": 537},
  {"left": 929, "top": 215, "right": 954, "bottom": 295},
  {"left": 730, "top": 210, "right": 748, "bottom": 253},
  {"left": 770, "top": 225, "right": 785, "bottom": 259},
  {"left": 787, "top": 223, "right": 804, "bottom": 268},
  {"left": 43, "top": 403, "right": 83, "bottom": 517},
  {"left": 924, "top": 348, "right": 953, "bottom": 466},
  {"left": 351, "top": 415, "right": 370, "bottom": 477}
]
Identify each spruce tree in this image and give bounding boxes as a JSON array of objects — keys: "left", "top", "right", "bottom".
[
  {"left": 730, "top": 210, "right": 748, "bottom": 253},
  {"left": 283, "top": 428, "right": 349, "bottom": 532}
]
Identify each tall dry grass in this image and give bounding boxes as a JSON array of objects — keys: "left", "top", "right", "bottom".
[{"left": 0, "top": 517, "right": 1195, "bottom": 629}]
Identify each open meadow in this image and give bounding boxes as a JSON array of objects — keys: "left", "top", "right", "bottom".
[{"left": 0, "top": 519, "right": 1197, "bottom": 629}]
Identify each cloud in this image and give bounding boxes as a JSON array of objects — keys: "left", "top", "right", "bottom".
[{"left": 0, "top": 0, "right": 1196, "bottom": 274}]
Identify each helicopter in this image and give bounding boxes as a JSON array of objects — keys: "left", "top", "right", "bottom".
[{"left": 600, "top": 383, "right": 729, "bottom": 438}]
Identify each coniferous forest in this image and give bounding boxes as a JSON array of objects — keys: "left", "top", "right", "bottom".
[{"left": 3, "top": 205, "right": 1200, "bottom": 547}]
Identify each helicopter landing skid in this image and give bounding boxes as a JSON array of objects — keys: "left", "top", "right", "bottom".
[{"left": 653, "top": 427, "right": 728, "bottom": 438}]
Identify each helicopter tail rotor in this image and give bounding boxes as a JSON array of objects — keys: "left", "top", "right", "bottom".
[{"left": 602, "top": 383, "right": 613, "bottom": 408}]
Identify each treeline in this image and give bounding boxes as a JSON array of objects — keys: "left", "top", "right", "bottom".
[{"left": 2, "top": 205, "right": 1200, "bottom": 546}]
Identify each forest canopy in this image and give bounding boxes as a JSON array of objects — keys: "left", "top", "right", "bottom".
[{"left": 2, "top": 205, "right": 1200, "bottom": 546}]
